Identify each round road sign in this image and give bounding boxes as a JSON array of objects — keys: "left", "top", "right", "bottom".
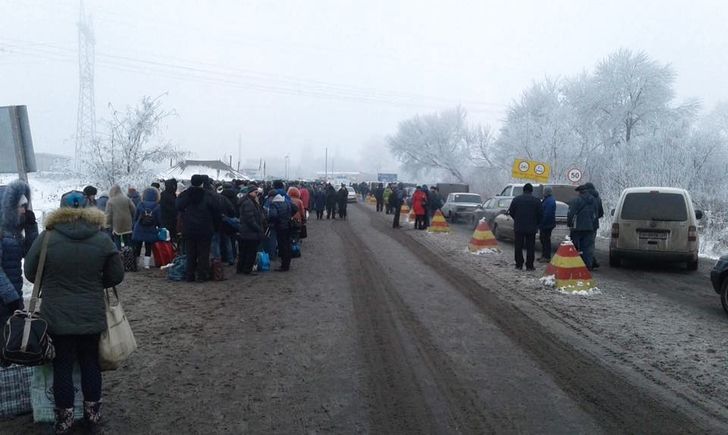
[
  {"left": 534, "top": 164, "right": 546, "bottom": 175},
  {"left": 567, "top": 167, "right": 583, "bottom": 184},
  {"left": 518, "top": 161, "right": 530, "bottom": 172}
]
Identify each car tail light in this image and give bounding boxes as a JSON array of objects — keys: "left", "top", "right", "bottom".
[
  {"left": 611, "top": 223, "right": 619, "bottom": 238},
  {"left": 688, "top": 225, "right": 697, "bottom": 242}
]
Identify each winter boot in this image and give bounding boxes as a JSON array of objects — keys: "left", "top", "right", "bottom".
[
  {"left": 143, "top": 256, "right": 151, "bottom": 270},
  {"left": 83, "top": 401, "right": 103, "bottom": 433},
  {"left": 54, "top": 407, "right": 74, "bottom": 435}
]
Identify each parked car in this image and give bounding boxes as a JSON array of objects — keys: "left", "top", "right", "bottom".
[
  {"left": 497, "top": 183, "right": 578, "bottom": 204},
  {"left": 609, "top": 187, "right": 703, "bottom": 270},
  {"left": 492, "top": 201, "right": 570, "bottom": 248},
  {"left": 346, "top": 186, "right": 357, "bottom": 202},
  {"left": 441, "top": 192, "right": 482, "bottom": 223},
  {"left": 471, "top": 197, "right": 513, "bottom": 229},
  {"left": 710, "top": 257, "right": 728, "bottom": 315}
]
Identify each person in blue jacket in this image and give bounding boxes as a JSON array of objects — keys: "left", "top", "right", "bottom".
[
  {"left": 132, "top": 187, "right": 162, "bottom": 269},
  {"left": 0, "top": 179, "right": 39, "bottom": 329},
  {"left": 538, "top": 186, "right": 557, "bottom": 262}
]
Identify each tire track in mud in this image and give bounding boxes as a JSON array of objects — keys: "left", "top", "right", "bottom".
[
  {"left": 333, "top": 220, "right": 497, "bottom": 434},
  {"left": 359, "top": 204, "right": 706, "bottom": 433}
]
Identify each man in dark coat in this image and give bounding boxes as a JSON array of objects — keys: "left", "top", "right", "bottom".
[
  {"left": 374, "top": 183, "right": 385, "bottom": 212},
  {"left": 267, "top": 190, "right": 298, "bottom": 272},
  {"left": 507, "top": 183, "right": 543, "bottom": 270},
  {"left": 583, "top": 182, "right": 604, "bottom": 269},
  {"left": 237, "top": 186, "right": 264, "bottom": 274},
  {"left": 160, "top": 178, "right": 178, "bottom": 238},
  {"left": 176, "top": 175, "right": 220, "bottom": 282},
  {"left": 337, "top": 184, "right": 348, "bottom": 219},
  {"left": 325, "top": 184, "right": 337, "bottom": 219},
  {"left": 538, "top": 186, "right": 557, "bottom": 262},
  {"left": 568, "top": 185, "right": 598, "bottom": 270},
  {"left": 0, "top": 180, "right": 39, "bottom": 328},
  {"left": 391, "top": 184, "right": 404, "bottom": 229}
]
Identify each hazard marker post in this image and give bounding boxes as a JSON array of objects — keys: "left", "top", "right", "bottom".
[
  {"left": 427, "top": 209, "right": 450, "bottom": 233},
  {"left": 542, "top": 239, "right": 596, "bottom": 292},
  {"left": 468, "top": 219, "right": 499, "bottom": 253}
]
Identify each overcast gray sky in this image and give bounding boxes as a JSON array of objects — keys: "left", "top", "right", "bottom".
[{"left": 2, "top": 0, "right": 728, "bottom": 176}]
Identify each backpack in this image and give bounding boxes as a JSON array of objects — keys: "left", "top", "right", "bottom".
[
  {"left": 139, "top": 209, "right": 155, "bottom": 226},
  {"left": 120, "top": 245, "right": 137, "bottom": 272}
]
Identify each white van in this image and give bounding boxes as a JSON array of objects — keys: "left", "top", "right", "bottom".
[{"left": 609, "top": 187, "right": 703, "bottom": 270}]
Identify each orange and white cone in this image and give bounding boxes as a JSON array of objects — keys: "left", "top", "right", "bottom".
[
  {"left": 408, "top": 209, "right": 416, "bottom": 223},
  {"left": 400, "top": 204, "right": 410, "bottom": 215},
  {"left": 468, "top": 219, "right": 499, "bottom": 253},
  {"left": 427, "top": 209, "right": 450, "bottom": 233},
  {"left": 541, "top": 239, "right": 596, "bottom": 292}
]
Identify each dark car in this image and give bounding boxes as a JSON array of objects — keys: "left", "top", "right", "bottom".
[
  {"left": 471, "top": 197, "right": 512, "bottom": 229},
  {"left": 710, "top": 256, "right": 728, "bottom": 315}
]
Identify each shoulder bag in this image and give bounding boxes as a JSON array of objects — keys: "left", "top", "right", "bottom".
[
  {"left": 2, "top": 232, "right": 55, "bottom": 366},
  {"left": 98, "top": 287, "right": 137, "bottom": 371}
]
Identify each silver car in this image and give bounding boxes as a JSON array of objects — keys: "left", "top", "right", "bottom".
[
  {"left": 441, "top": 192, "right": 483, "bottom": 223},
  {"left": 493, "top": 201, "right": 571, "bottom": 249}
]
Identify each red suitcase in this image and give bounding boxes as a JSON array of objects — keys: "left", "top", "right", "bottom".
[{"left": 152, "top": 241, "right": 176, "bottom": 267}]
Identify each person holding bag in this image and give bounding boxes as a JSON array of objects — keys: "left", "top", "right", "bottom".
[
  {"left": 24, "top": 192, "right": 124, "bottom": 434},
  {"left": 236, "top": 186, "right": 264, "bottom": 275}
]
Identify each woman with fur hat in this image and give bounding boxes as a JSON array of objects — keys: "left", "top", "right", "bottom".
[
  {"left": 132, "top": 187, "right": 162, "bottom": 270},
  {"left": 24, "top": 191, "right": 124, "bottom": 433},
  {"left": 0, "top": 179, "right": 38, "bottom": 328}
]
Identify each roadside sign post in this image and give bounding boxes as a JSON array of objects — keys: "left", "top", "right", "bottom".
[
  {"left": 566, "top": 167, "right": 584, "bottom": 185},
  {"left": 512, "top": 158, "right": 551, "bottom": 183}
]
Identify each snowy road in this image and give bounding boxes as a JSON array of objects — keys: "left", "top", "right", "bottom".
[{"left": 5, "top": 203, "right": 727, "bottom": 433}]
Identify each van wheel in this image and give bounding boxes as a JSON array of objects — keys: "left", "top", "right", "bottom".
[
  {"left": 609, "top": 254, "right": 621, "bottom": 267},
  {"left": 720, "top": 280, "right": 728, "bottom": 315},
  {"left": 687, "top": 259, "right": 699, "bottom": 271}
]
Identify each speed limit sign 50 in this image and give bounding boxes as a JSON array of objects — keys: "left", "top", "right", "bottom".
[{"left": 566, "top": 167, "right": 583, "bottom": 184}]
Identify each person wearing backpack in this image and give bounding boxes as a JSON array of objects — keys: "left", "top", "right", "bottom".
[
  {"left": 132, "top": 187, "right": 162, "bottom": 270},
  {"left": 0, "top": 180, "right": 39, "bottom": 329},
  {"left": 267, "top": 190, "right": 298, "bottom": 272}
]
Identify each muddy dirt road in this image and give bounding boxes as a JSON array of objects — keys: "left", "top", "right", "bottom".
[{"left": 4, "top": 204, "right": 725, "bottom": 434}]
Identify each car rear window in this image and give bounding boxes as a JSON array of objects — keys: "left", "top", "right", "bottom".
[
  {"left": 555, "top": 202, "right": 568, "bottom": 217},
  {"left": 454, "top": 194, "right": 482, "bottom": 203},
  {"left": 620, "top": 192, "right": 688, "bottom": 221}
]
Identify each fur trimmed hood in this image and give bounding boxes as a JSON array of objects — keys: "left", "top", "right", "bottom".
[
  {"left": 0, "top": 179, "right": 31, "bottom": 233},
  {"left": 44, "top": 206, "right": 106, "bottom": 231}
]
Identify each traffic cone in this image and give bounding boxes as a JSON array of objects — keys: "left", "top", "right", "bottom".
[
  {"left": 427, "top": 209, "right": 450, "bottom": 233},
  {"left": 400, "top": 204, "right": 410, "bottom": 215},
  {"left": 408, "top": 209, "right": 416, "bottom": 223},
  {"left": 542, "top": 239, "right": 596, "bottom": 292},
  {"left": 468, "top": 219, "right": 499, "bottom": 253}
]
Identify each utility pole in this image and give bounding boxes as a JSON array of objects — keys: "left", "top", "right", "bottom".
[
  {"left": 237, "top": 133, "right": 242, "bottom": 171},
  {"left": 75, "top": 0, "right": 96, "bottom": 171},
  {"left": 325, "top": 147, "right": 328, "bottom": 181}
]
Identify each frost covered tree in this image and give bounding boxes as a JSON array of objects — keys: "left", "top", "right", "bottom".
[
  {"left": 387, "top": 106, "right": 480, "bottom": 183},
  {"left": 83, "top": 95, "right": 184, "bottom": 187}
]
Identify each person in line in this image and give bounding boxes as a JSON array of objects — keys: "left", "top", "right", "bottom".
[
  {"left": 428, "top": 186, "right": 443, "bottom": 223},
  {"left": 325, "top": 184, "right": 337, "bottom": 220},
  {"left": 105, "top": 184, "right": 136, "bottom": 250},
  {"left": 507, "top": 183, "right": 542, "bottom": 271},
  {"left": 584, "top": 182, "right": 604, "bottom": 269},
  {"left": 411, "top": 186, "right": 428, "bottom": 230},
  {"left": 299, "top": 183, "right": 311, "bottom": 216},
  {"left": 237, "top": 186, "right": 264, "bottom": 275},
  {"left": 287, "top": 186, "right": 306, "bottom": 242},
  {"left": 337, "top": 184, "right": 349, "bottom": 219},
  {"left": 0, "top": 180, "right": 39, "bottom": 329},
  {"left": 159, "top": 179, "right": 178, "bottom": 242},
  {"left": 82, "top": 185, "right": 98, "bottom": 208},
  {"left": 131, "top": 187, "right": 162, "bottom": 270},
  {"left": 24, "top": 192, "right": 124, "bottom": 434},
  {"left": 267, "top": 189, "right": 298, "bottom": 272},
  {"left": 176, "top": 175, "right": 219, "bottom": 282},
  {"left": 538, "top": 186, "right": 556, "bottom": 263},
  {"left": 568, "top": 184, "right": 598, "bottom": 270},
  {"left": 391, "top": 184, "right": 404, "bottom": 229},
  {"left": 95, "top": 193, "right": 109, "bottom": 212},
  {"left": 314, "top": 186, "right": 326, "bottom": 220},
  {"left": 374, "top": 183, "right": 385, "bottom": 212},
  {"left": 383, "top": 184, "right": 393, "bottom": 214},
  {"left": 127, "top": 187, "right": 141, "bottom": 208}
]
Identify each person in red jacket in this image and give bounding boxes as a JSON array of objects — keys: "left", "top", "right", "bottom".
[
  {"left": 299, "top": 184, "right": 311, "bottom": 214},
  {"left": 411, "top": 186, "right": 428, "bottom": 230}
]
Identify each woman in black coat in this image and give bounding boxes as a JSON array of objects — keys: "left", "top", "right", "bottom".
[{"left": 237, "top": 186, "right": 264, "bottom": 274}]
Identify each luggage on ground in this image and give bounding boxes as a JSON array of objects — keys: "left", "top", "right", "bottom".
[
  {"left": 0, "top": 365, "right": 32, "bottom": 419},
  {"left": 31, "top": 364, "right": 84, "bottom": 423},
  {"left": 211, "top": 258, "right": 225, "bottom": 281},
  {"left": 121, "top": 245, "right": 137, "bottom": 272},
  {"left": 256, "top": 251, "right": 270, "bottom": 272},
  {"left": 166, "top": 255, "right": 187, "bottom": 281},
  {"left": 99, "top": 288, "right": 137, "bottom": 371},
  {"left": 152, "top": 241, "right": 175, "bottom": 267},
  {"left": 291, "top": 242, "right": 301, "bottom": 258}
]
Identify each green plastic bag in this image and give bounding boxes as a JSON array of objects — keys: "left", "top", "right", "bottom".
[{"left": 31, "top": 364, "right": 84, "bottom": 423}]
